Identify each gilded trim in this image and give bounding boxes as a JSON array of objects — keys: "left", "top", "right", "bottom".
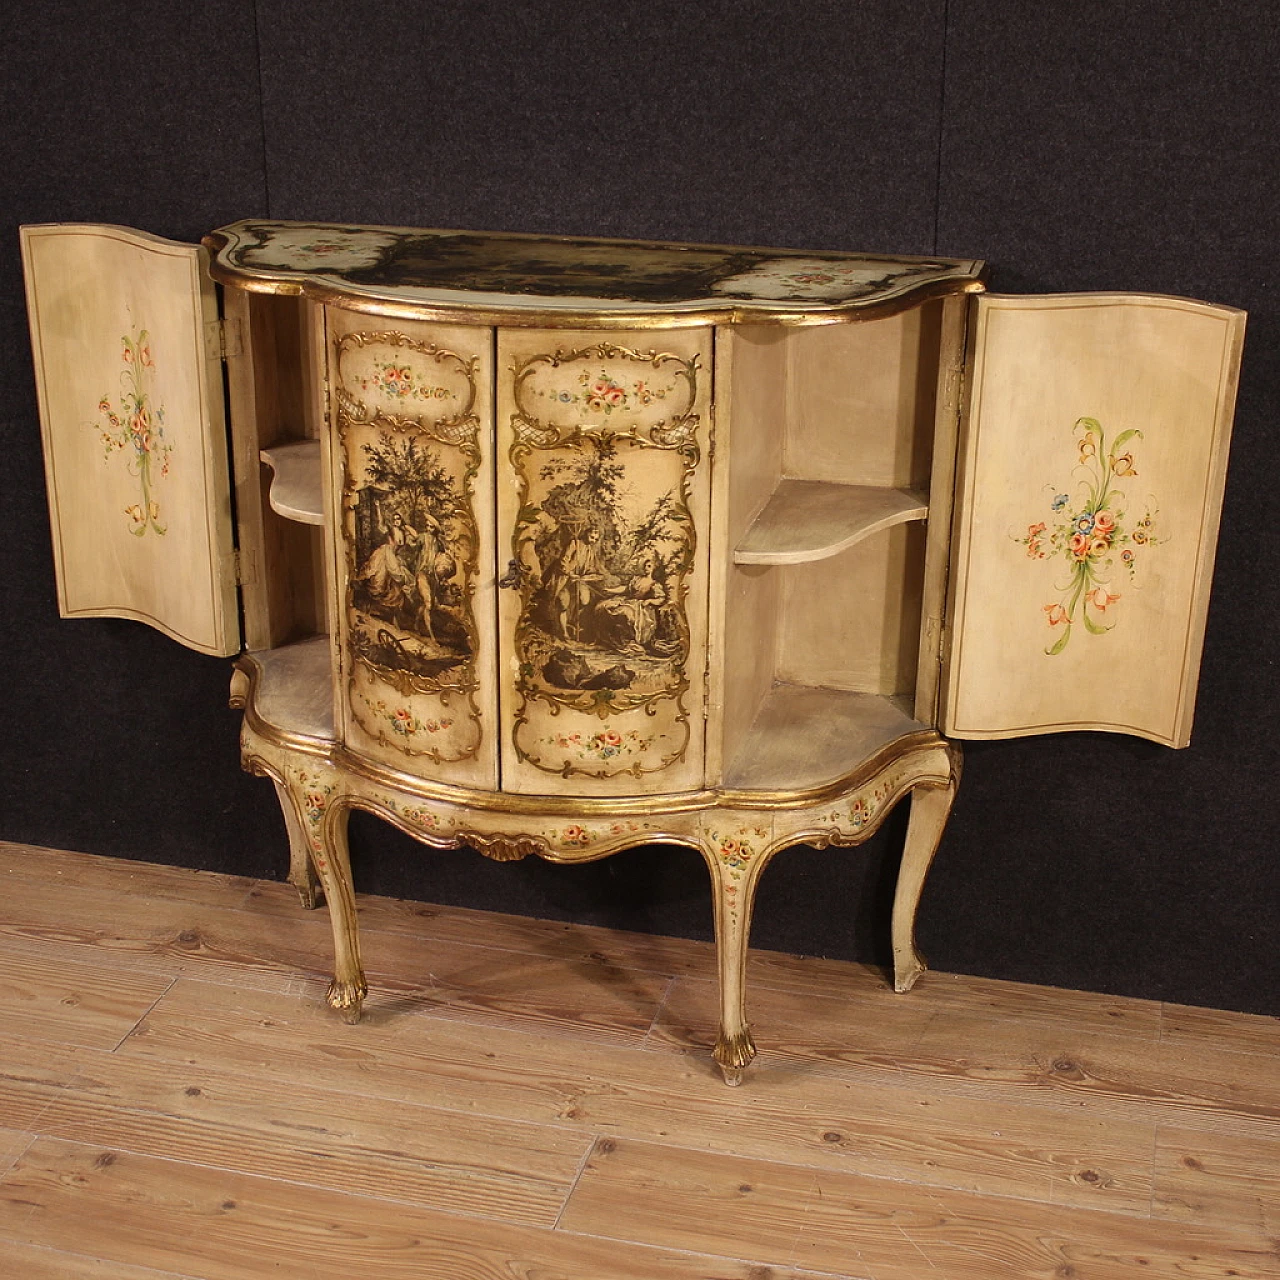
[
  {"left": 714, "top": 1027, "right": 757, "bottom": 1070},
  {"left": 211, "top": 265, "right": 987, "bottom": 330},
  {"left": 237, "top": 658, "right": 953, "bottom": 815}
]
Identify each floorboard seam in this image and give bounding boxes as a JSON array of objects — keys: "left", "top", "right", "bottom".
[
  {"left": 639, "top": 974, "right": 679, "bottom": 1048},
  {"left": 109, "top": 975, "right": 180, "bottom": 1054},
  {"left": 551, "top": 1134, "right": 601, "bottom": 1231}
]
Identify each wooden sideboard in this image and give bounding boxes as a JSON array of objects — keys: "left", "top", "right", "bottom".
[{"left": 21, "top": 220, "right": 1244, "bottom": 1082}]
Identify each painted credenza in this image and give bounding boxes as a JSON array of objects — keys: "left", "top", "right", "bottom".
[{"left": 21, "top": 221, "right": 1243, "bottom": 1082}]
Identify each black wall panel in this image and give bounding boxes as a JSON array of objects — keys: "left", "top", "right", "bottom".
[
  {"left": 928, "top": 2, "right": 1280, "bottom": 1011},
  {"left": 0, "top": 3, "right": 281, "bottom": 876},
  {"left": 2, "top": 1, "right": 1275, "bottom": 1017},
  {"left": 255, "top": 0, "right": 947, "bottom": 251}
]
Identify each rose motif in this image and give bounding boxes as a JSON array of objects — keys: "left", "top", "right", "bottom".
[
  {"left": 94, "top": 328, "right": 170, "bottom": 535},
  {"left": 1020, "top": 418, "right": 1156, "bottom": 654}
]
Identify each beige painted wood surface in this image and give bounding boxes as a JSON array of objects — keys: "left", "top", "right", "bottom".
[
  {"left": 783, "top": 301, "right": 942, "bottom": 489},
  {"left": 0, "top": 842, "right": 1276, "bottom": 1280},
  {"left": 734, "top": 479, "right": 927, "bottom": 564},
  {"left": 21, "top": 223, "right": 239, "bottom": 656},
  {"left": 913, "top": 292, "right": 970, "bottom": 722},
  {"left": 943, "top": 293, "right": 1244, "bottom": 747},
  {"left": 259, "top": 440, "right": 323, "bottom": 523},
  {"left": 710, "top": 325, "right": 786, "bottom": 785},
  {"left": 222, "top": 288, "right": 326, "bottom": 651},
  {"left": 241, "top": 637, "right": 334, "bottom": 741},
  {"left": 778, "top": 524, "right": 928, "bottom": 697},
  {"left": 722, "top": 684, "right": 924, "bottom": 791}
]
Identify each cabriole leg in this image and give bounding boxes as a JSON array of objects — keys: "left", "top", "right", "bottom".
[
  {"left": 281, "top": 767, "right": 367, "bottom": 1023},
  {"left": 313, "top": 798, "right": 367, "bottom": 1022},
  {"left": 704, "top": 826, "right": 771, "bottom": 1085},
  {"left": 892, "top": 776, "right": 958, "bottom": 994},
  {"left": 272, "top": 779, "right": 323, "bottom": 909}
]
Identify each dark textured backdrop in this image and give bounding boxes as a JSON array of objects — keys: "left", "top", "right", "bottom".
[{"left": 2, "top": 1, "right": 1275, "bottom": 1015}]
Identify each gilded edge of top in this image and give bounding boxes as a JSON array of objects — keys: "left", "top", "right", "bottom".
[{"left": 203, "top": 220, "right": 987, "bottom": 328}]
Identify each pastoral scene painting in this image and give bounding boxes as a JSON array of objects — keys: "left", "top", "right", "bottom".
[
  {"left": 514, "top": 432, "right": 693, "bottom": 716},
  {"left": 346, "top": 426, "right": 477, "bottom": 689}
]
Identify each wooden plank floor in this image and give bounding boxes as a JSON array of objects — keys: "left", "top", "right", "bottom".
[{"left": 0, "top": 841, "right": 1276, "bottom": 1279}]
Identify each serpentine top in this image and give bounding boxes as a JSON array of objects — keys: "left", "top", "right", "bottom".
[{"left": 206, "top": 219, "right": 985, "bottom": 323}]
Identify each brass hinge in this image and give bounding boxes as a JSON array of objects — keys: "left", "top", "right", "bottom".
[
  {"left": 231, "top": 548, "right": 256, "bottom": 587},
  {"left": 923, "top": 612, "right": 951, "bottom": 668},
  {"left": 206, "top": 317, "right": 243, "bottom": 362},
  {"left": 944, "top": 360, "right": 965, "bottom": 413},
  {"left": 924, "top": 614, "right": 940, "bottom": 655}
]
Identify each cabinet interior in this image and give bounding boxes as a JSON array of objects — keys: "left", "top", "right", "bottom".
[
  {"left": 229, "top": 291, "right": 952, "bottom": 797},
  {"left": 226, "top": 289, "right": 328, "bottom": 652},
  {"left": 717, "top": 302, "right": 945, "bottom": 790}
]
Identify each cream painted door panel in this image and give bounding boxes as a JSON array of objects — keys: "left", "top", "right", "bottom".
[
  {"left": 942, "top": 293, "right": 1244, "bottom": 748},
  {"left": 497, "top": 328, "right": 712, "bottom": 795},
  {"left": 21, "top": 223, "right": 239, "bottom": 656},
  {"left": 327, "top": 308, "right": 498, "bottom": 788}
]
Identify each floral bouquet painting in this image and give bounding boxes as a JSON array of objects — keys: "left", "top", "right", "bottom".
[
  {"left": 91, "top": 328, "right": 172, "bottom": 537},
  {"left": 1016, "top": 417, "right": 1159, "bottom": 655}
]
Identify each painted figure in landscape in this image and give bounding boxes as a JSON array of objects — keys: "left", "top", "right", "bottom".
[
  {"left": 349, "top": 430, "right": 472, "bottom": 683},
  {"left": 516, "top": 433, "right": 689, "bottom": 710}
]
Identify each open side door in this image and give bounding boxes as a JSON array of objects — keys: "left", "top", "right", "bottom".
[
  {"left": 941, "top": 292, "right": 1244, "bottom": 748},
  {"left": 21, "top": 223, "right": 240, "bottom": 657}
]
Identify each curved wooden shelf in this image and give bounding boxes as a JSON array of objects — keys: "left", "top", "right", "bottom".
[
  {"left": 260, "top": 440, "right": 323, "bottom": 525},
  {"left": 723, "top": 684, "right": 927, "bottom": 792},
  {"left": 734, "top": 480, "right": 927, "bottom": 565},
  {"left": 241, "top": 636, "right": 334, "bottom": 743}
]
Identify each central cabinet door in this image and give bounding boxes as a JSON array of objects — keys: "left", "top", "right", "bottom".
[
  {"left": 328, "top": 309, "right": 498, "bottom": 789},
  {"left": 497, "top": 328, "right": 713, "bottom": 795}
]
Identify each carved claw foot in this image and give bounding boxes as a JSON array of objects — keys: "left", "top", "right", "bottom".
[
  {"left": 326, "top": 976, "right": 368, "bottom": 1024},
  {"left": 714, "top": 1026, "right": 757, "bottom": 1087}
]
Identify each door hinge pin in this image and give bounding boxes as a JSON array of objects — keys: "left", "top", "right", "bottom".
[{"left": 208, "top": 317, "right": 243, "bottom": 361}]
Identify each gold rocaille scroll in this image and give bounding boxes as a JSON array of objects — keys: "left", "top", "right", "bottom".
[
  {"left": 497, "top": 330, "right": 713, "bottom": 796},
  {"left": 329, "top": 313, "right": 498, "bottom": 789}
]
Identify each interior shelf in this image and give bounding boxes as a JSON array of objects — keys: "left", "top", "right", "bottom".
[
  {"left": 244, "top": 636, "right": 334, "bottom": 742},
  {"left": 260, "top": 440, "right": 323, "bottom": 525},
  {"left": 723, "top": 683, "right": 928, "bottom": 792},
  {"left": 734, "top": 479, "right": 927, "bottom": 565}
]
